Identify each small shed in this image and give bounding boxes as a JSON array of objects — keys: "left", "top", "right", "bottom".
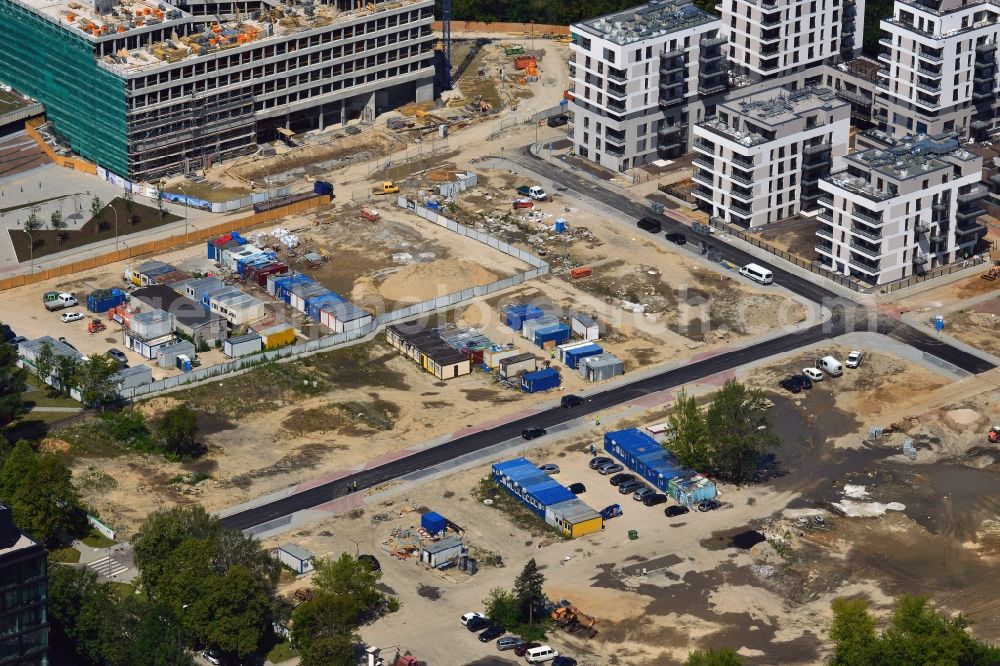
[
  {"left": 156, "top": 340, "right": 197, "bottom": 368},
  {"left": 558, "top": 341, "right": 603, "bottom": 369},
  {"left": 522, "top": 315, "right": 559, "bottom": 339},
  {"left": 578, "top": 352, "right": 624, "bottom": 382},
  {"left": 420, "top": 536, "right": 464, "bottom": 568},
  {"left": 571, "top": 314, "right": 600, "bottom": 341},
  {"left": 498, "top": 352, "right": 537, "bottom": 379},
  {"left": 181, "top": 276, "right": 224, "bottom": 302},
  {"left": 275, "top": 543, "right": 315, "bottom": 574},
  {"left": 521, "top": 367, "right": 561, "bottom": 393},
  {"left": 503, "top": 304, "right": 544, "bottom": 330},
  {"left": 320, "top": 301, "right": 374, "bottom": 333},
  {"left": 123, "top": 331, "right": 176, "bottom": 360},
  {"left": 421, "top": 511, "right": 447, "bottom": 536},
  {"left": 533, "top": 323, "right": 571, "bottom": 349},
  {"left": 224, "top": 333, "right": 263, "bottom": 358},
  {"left": 483, "top": 347, "right": 521, "bottom": 369},
  {"left": 129, "top": 310, "right": 174, "bottom": 340},
  {"left": 113, "top": 365, "right": 152, "bottom": 391},
  {"left": 254, "top": 323, "right": 297, "bottom": 349}
]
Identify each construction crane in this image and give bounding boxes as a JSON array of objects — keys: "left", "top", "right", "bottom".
[{"left": 551, "top": 600, "right": 598, "bottom": 638}]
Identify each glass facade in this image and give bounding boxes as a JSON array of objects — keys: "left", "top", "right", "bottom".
[
  {"left": 0, "top": 0, "right": 128, "bottom": 175},
  {"left": 0, "top": 545, "right": 47, "bottom": 666}
]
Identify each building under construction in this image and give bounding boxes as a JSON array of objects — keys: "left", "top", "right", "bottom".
[{"left": 0, "top": 0, "right": 436, "bottom": 181}]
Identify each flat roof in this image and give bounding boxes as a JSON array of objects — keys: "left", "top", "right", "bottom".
[
  {"left": 388, "top": 323, "right": 468, "bottom": 366},
  {"left": 278, "top": 543, "right": 315, "bottom": 561},
  {"left": 423, "top": 535, "right": 463, "bottom": 553},
  {"left": 702, "top": 86, "right": 847, "bottom": 146},
  {"left": 0, "top": 532, "right": 40, "bottom": 558},
  {"left": 132, "top": 285, "right": 221, "bottom": 328},
  {"left": 576, "top": 0, "right": 716, "bottom": 45},
  {"left": 19, "top": 335, "right": 82, "bottom": 360}
]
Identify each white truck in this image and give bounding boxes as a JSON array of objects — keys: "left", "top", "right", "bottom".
[
  {"left": 43, "top": 292, "right": 78, "bottom": 312},
  {"left": 516, "top": 185, "right": 549, "bottom": 201}
]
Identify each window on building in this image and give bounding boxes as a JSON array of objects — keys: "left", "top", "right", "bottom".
[{"left": 604, "top": 48, "right": 615, "bottom": 62}]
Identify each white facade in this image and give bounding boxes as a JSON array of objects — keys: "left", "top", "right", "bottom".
[
  {"left": 722, "top": 0, "right": 863, "bottom": 81},
  {"left": 693, "top": 86, "right": 851, "bottom": 228},
  {"left": 569, "top": 0, "right": 726, "bottom": 172},
  {"left": 877, "top": 0, "right": 1000, "bottom": 139},
  {"left": 817, "top": 135, "right": 986, "bottom": 284}
]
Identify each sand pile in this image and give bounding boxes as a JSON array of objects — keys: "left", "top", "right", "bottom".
[
  {"left": 946, "top": 408, "right": 981, "bottom": 427},
  {"left": 378, "top": 260, "right": 498, "bottom": 302}
]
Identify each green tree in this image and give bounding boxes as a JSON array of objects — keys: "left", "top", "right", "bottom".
[
  {"left": 54, "top": 353, "right": 80, "bottom": 396},
  {"left": 134, "top": 505, "right": 221, "bottom": 594},
  {"left": 128, "top": 600, "right": 193, "bottom": 666},
  {"left": 33, "top": 341, "right": 55, "bottom": 385},
  {"left": 156, "top": 405, "right": 201, "bottom": 458},
  {"left": 667, "top": 389, "right": 710, "bottom": 470},
  {"left": 829, "top": 597, "right": 878, "bottom": 665},
  {"left": 291, "top": 593, "right": 361, "bottom": 666},
  {"left": 684, "top": 648, "right": 744, "bottom": 666},
  {"left": 513, "top": 558, "right": 545, "bottom": 624},
  {"left": 47, "top": 563, "right": 124, "bottom": 664},
  {"left": 23, "top": 210, "right": 42, "bottom": 234},
  {"left": 0, "top": 442, "right": 84, "bottom": 545},
  {"left": 90, "top": 195, "right": 105, "bottom": 234},
  {"left": 188, "top": 565, "right": 272, "bottom": 658},
  {"left": 483, "top": 586, "right": 520, "bottom": 628},
  {"left": 76, "top": 353, "right": 120, "bottom": 408},
  {"left": 312, "top": 553, "right": 387, "bottom": 624},
  {"left": 296, "top": 632, "right": 356, "bottom": 666},
  {"left": 51, "top": 209, "right": 68, "bottom": 243},
  {"left": 0, "top": 338, "right": 25, "bottom": 427},
  {"left": 154, "top": 182, "right": 167, "bottom": 218},
  {"left": 704, "top": 380, "right": 778, "bottom": 483}
]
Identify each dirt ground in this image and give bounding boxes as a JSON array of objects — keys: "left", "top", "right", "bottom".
[
  {"left": 252, "top": 343, "right": 1000, "bottom": 666},
  {"left": 943, "top": 299, "right": 1000, "bottom": 358}
]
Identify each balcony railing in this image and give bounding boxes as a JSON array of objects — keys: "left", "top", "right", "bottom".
[
  {"left": 848, "top": 256, "right": 881, "bottom": 274},
  {"left": 816, "top": 243, "right": 834, "bottom": 255},
  {"left": 803, "top": 142, "right": 832, "bottom": 156},
  {"left": 694, "top": 138, "right": 715, "bottom": 152},
  {"left": 919, "top": 50, "right": 944, "bottom": 63},
  {"left": 818, "top": 210, "right": 833, "bottom": 222},
  {"left": 852, "top": 207, "right": 883, "bottom": 225},
  {"left": 692, "top": 157, "right": 715, "bottom": 171},
  {"left": 816, "top": 226, "right": 833, "bottom": 239},
  {"left": 604, "top": 133, "right": 626, "bottom": 146},
  {"left": 730, "top": 188, "right": 754, "bottom": 203},
  {"left": 729, "top": 170, "right": 753, "bottom": 186},
  {"left": 850, "top": 225, "right": 882, "bottom": 242},
  {"left": 818, "top": 196, "right": 834, "bottom": 208},
  {"left": 692, "top": 169, "right": 713, "bottom": 187},
  {"left": 915, "top": 79, "right": 941, "bottom": 93},
  {"left": 850, "top": 240, "right": 883, "bottom": 259},
  {"left": 607, "top": 69, "right": 627, "bottom": 83}
]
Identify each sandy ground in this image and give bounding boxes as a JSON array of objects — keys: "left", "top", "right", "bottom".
[{"left": 253, "top": 346, "right": 1000, "bottom": 666}]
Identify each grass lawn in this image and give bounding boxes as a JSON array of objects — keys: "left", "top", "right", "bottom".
[
  {"left": 82, "top": 528, "right": 115, "bottom": 549},
  {"left": 22, "top": 375, "right": 81, "bottom": 409},
  {"left": 109, "top": 582, "right": 135, "bottom": 602},
  {"left": 50, "top": 547, "right": 81, "bottom": 564},
  {"left": 9, "top": 197, "right": 181, "bottom": 262},
  {"left": 265, "top": 639, "right": 298, "bottom": 663}
]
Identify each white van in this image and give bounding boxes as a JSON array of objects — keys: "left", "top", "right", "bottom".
[
  {"left": 816, "top": 355, "right": 843, "bottom": 377},
  {"left": 525, "top": 645, "right": 559, "bottom": 663},
  {"left": 739, "top": 263, "right": 773, "bottom": 285}
]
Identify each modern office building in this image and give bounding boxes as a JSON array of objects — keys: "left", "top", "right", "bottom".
[
  {"left": 569, "top": 0, "right": 727, "bottom": 172},
  {"left": 817, "top": 133, "right": 986, "bottom": 284},
  {"left": 720, "top": 0, "right": 863, "bottom": 81},
  {"left": 692, "top": 86, "right": 850, "bottom": 228},
  {"left": 0, "top": 0, "right": 436, "bottom": 181},
  {"left": 0, "top": 505, "right": 48, "bottom": 666},
  {"left": 876, "top": 0, "right": 1000, "bottom": 140}
]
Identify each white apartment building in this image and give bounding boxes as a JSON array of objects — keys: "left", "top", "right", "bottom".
[
  {"left": 877, "top": 0, "right": 1000, "bottom": 140},
  {"left": 817, "top": 134, "right": 986, "bottom": 284},
  {"left": 569, "top": 0, "right": 727, "bottom": 172},
  {"left": 721, "top": 0, "right": 863, "bottom": 81},
  {"left": 692, "top": 86, "right": 850, "bottom": 228}
]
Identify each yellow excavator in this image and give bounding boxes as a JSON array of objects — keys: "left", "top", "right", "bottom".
[{"left": 551, "top": 600, "right": 597, "bottom": 638}]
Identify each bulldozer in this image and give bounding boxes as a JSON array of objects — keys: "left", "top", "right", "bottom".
[
  {"left": 983, "top": 261, "right": 1000, "bottom": 281},
  {"left": 551, "top": 600, "right": 597, "bottom": 638}
]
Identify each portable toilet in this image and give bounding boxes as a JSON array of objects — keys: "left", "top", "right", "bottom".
[{"left": 176, "top": 354, "right": 192, "bottom": 372}]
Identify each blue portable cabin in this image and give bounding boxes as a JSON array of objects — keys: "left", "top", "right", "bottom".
[
  {"left": 503, "top": 304, "right": 544, "bottom": 331},
  {"left": 668, "top": 474, "right": 717, "bottom": 505},
  {"left": 603, "top": 428, "right": 689, "bottom": 492},
  {"left": 521, "top": 367, "right": 561, "bottom": 393},
  {"left": 534, "top": 323, "right": 571, "bottom": 348},
  {"left": 306, "top": 291, "right": 344, "bottom": 321},
  {"left": 237, "top": 251, "right": 277, "bottom": 276},
  {"left": 274, "top": 275, "right": 313, "bottom": 303},
  {"left": 313, "top": 181, "right": 334, "bottom": 197},
  {"left": 563, "top": 342, "right": 603, "bottom": 369},
  {"left": 289, "top": 282, "right": 327, "bottom": 313},
  {"left": 266, "top": 271, "right": 299, "bottom": 297},
  {"left": 491, "top": 458, "right": 575, "bottom": 517}
]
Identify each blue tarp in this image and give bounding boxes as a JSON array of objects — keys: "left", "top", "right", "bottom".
[{"left": 421, "top": 511, "right": 447, "bottom": 534}]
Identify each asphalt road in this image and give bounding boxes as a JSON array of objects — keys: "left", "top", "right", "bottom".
[{"left": 218, "top": 148, "right": 994, "bottom": 531}]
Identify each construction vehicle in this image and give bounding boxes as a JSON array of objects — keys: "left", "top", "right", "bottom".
[
  {"left": 516, "top": 185, "right": 548, "bottom": 200},
  {"left": 372, "top": 181, "right": 400, "bottom": 195},
  {"left": 989, "top": 426, "right": 999, "bottom": 443},
  {"left": 293, "top": 587, "right": 313, "bottom": 604},
  {"left": 551, "top": 600, "right": 597, "bottom": 638},
  {"left": 983, "top": 261, "right": 1000, "bottom": 280},
  {"left": 87, "top": 319, "right": 106, "bottom": 334},
  {"left": 360, "top": 206, "right": 381, "bottom": 222}
]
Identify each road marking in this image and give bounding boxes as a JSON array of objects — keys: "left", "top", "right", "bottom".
[{"left": 85, "top": 556, "right": 128, "bottom": 578}]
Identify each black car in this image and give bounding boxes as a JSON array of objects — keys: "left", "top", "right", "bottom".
[
  {"left": 478, "top": 625, "right": 505, "bottom": 642},
  {"left": 637, "top": 217, "right": 663, "bottom": 234},
  {"left": 665, "top": 505, "right": 690, "bottom": 518},
  {"left": 547, "top": 114, "right": 569, "bottom": 127},
  {"left": 561, "top": 394, "right": 584, "bottom": 408},
  {"left": 665, "top": 232, "right": 687, "bottom": 245},
  {"left": 698, "top": 499, "right": 723, "bottom": 512},
  {"left": 466, "top": 616, "right": 491, "bottom": 632},
  {"left": 553, "top": 657, "right": 578, "bottom": 666},
  {"left": 609, "top": 473, "right": 636, "bottom": 487},
  {"left": 618, "top": 480, "right": 645, "bottom": 495},
  {"left": 568, "top": 482, "right": 586, "bottom": 494},
  {"left": 779, "top": 376, "right": 802, "bottom": 393},
  {"left": 642, "top": 493, "right": 668, "bottom": 506},
  {"left": 797, "top": 374, "right": 813, "bottom": 389},
  {"left": 589, "top": 456, "right": 613, "bottom": 470},
  {"left": 521, "top": 428, "right": 546, "bottom": 440},
  {"left": 358, "top": 554, "right": 381, "bottom": 571}
]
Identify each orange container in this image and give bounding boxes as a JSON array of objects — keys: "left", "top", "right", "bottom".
[{"left": 570, "top": 266, "right": 593, "bottom": 279}]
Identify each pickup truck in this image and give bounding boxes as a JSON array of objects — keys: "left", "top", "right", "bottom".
[
  {"left": 516, "top": 185, "right": 548, "bottom": 201},
  {"left": 44, "top": 292, "right": 78, "bottom": 312},
  {"left": 371, "top": 181, "right": 400, "bottom": 195}
]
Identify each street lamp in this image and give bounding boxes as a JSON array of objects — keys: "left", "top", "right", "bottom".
[
  {"left": 110, "top": 202, "right": 120, "bottom": 252},
  {"left": 346, "top": 538, "right": 367, "bottom": 557},
  {"left": 16, "top": 226, "right": 33, "bottom": 275},
  {"left": 176, "top": 184, "right": 190, "bottom": 241}
]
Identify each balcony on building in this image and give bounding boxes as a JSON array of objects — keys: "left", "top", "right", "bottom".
[
  {"left": 914, "top": 220, "right": 930, "bottom": 234},
  {"left": 915, "top": 78, "right": 940, "bottom": 93},
  {"left": 850, "top": 224, "right": 883, "bottom": 242},
  {"left": 607, "top": 67, "right": 627, "bottom": 83},
  {"left": 701, "top": 35, "right": 726, "bottom": 49},
  {"left": 605, "top": 130, "right": 626, "bottom": 147},
  {"left": 850, "top": 237, "right": 883, "bottom": 259},
  {"left": 660, "top": 51, "right": 686, "bottom": 76},
  {"left": 732, "top": 154, "right": 755, "bottom": 170},
  {"left": 816, "top": 240, "right": 835, "bottom": 255},
  {"left": 760, "top": 57, "right": 781, "bottom": 71},
  {"left": 608, "top": 98, "right": 627, "bottom": 113},
  {"left": 976, "top": 41, "right": 997, "bottom": 55},
  {"left": 605, "top": 142, "right": 625, "bottom": 157},
  {"left": 762, "top": 10, "right": 781, "bottom": 26},
  {"left": 698, "top": 80, "right": 727, "bottom": 96},
  {"left": 730, "top": 186, "right": 754, "bottom": 203},
  {"left": 731, "top": 201, "right": 753, "bottom": 216},
  {"left": 816, "top": 224, "right": 834, "bottom": 240},
  {"left": 919, "top": 48, "right": 944, "bottom": 63},
  {"left": 848, "top": 254, "right": 881, "bottom": 274},
  {"left": 692, "top": 155, "right": 715, "bottom": 171},
  {"left": 918, "top": 64, "right": 943, "bottom": 78},
  {"left": 692, "top": 185, "right": 714, "bottom": 202},
  {"left": 958, "top": 187, "right": 988, "bottom": 205},
  {"left": 956, "top": 204, "right": 985, "bottom": 221},
  {"left": 912, "top": 251, "right": 929, "bottom": 265},
  {"left": 692, "top": 168, "right": 713, "bottom": 187},
  {"left": 658, "top": 124, "right": 685, "bottom": 140},
  {"left": 851, "top": 205, "right": 883, "bottom": 225},
  {"left": 761, "top": 43, "right": 780, "bottom": 56}
]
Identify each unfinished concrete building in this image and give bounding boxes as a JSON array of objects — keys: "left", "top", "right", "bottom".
[{"left": 0, "top": 0, "right": 436, "bottom": 181}]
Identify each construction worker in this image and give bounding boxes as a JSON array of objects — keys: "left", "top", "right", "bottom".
[{"left": 595, "top": 415, "right": 601, "bottom": 427}]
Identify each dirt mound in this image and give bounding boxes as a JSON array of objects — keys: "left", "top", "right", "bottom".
[
  {"left": 39, "top": 438, "right": 70, "bottom": 454},
  {"left": 378, "top": 260, "right": 498, "bottom": 303},
  {"left": 946, "top": 408, "right": 982, "bottom": 427}
]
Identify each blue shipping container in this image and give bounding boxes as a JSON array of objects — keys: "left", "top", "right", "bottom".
[
  {"left": 313, "top": 181, "right": 334, "bottom": 197},
  {"left": 534, "top": 323, "right": 571, "bottom": 348},
  {"left": 564, "top": 343, "right": 603, "bottom": 369},
  {"left": 521, "top": 367, "right": 561, "bottom": 393},
  {"left": 421, "top": 511, "right": 447, "bottom": 534},
  {"left": 604, "top": 428, "right": 689, "bottom": 492},
  {"left": 504, "top": 304, "right": 544, "bottom": 330},
  {"left": 492, "top": 458, "right": 575, "bottom": 515},
  {"left": 86, "top": 289, "right": 126, "bottom": 314}
]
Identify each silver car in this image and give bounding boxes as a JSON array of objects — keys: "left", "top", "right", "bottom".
[
  {"left": 598, "top": 463, "right": 624, "bottom": 475},
  {"left": 632, "top": 487, "right": 655, "bottom": 501},
  {"left": 497, "top": 636, "right": 523, "bottom": 651},
  {"left": 538, "top": 464, "right": 560, "bottom": 474}
]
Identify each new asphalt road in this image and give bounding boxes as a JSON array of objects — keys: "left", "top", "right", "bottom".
[{"left": 218, "top": 148, "right": 994, "bottom": 532}]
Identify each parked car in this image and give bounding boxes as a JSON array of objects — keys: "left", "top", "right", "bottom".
[
  {"left": 479, "top": 625, "right": 505, "bottom": 642},
  {"left": 642, "top": 493, "right": 668, "bottom": 507},
  {"left": 466, "top": 616, "right": 491, "bottom": 632},
  {"left": 107, "top": 348, "right": 128, "bottom": 368},
  {"left": 797, "top": 373, "right": 813, "bottom": 389},
  {"left": 539, "top": 464, "right": 560, "bottom": 474},
  {"left": 560, "top": 394, "right": 584, "bottom": 408},
  {"left": 802, "top": 367, "right": 824, "bottom": 382},
  {"left": 202, "top": 650, "right": 223, "bottom": 665},
  {"left": 846, "top": 350, "right": 864, "bottom": 368},
  {"left": 698, "top": 499, "right": 723, "bottom": 512},
  {"left": 547, "top": 114, "right": 569, "bottom": 127},
  {"left": 618, "top": 480, "right": 645, "bottom": 494},
  {"left": 665, "top": 232, "right": 687, "bottom": 245},
  {"left": 633, "top": 487, "right": 656, "bottom": 501},
  {"left": 778, "top": 376, "right": 802, "bottom": 393},
  {"left": 60, "top": 311, "right": 85, "bottom": 323},
  {"left": 568, "top": 482, "right": 586, "bottom": 494},
  {"left": 598, "top": 463, "right": 624, "bottom": 476},
  {"left": 497, "top": 636, "right": 523, "bottom": 651},
  {"left": 589, "top": 456, "right": 613, "bottom": 470},
  {"left": 601, "top": 504, "right": 623, "bottom": 519},
  {"left": 358, "top": 554, "right": 381, "bottom": 571},
  {"left": 637, "top": 217, "right": 662, "bottom": 234},
  {"left": 609, "top": 473, "right": 636, "bottom": 486},
  {"left": 44, "top": 292, "right": 78, "bottom": 312},
  {"left": 553, "top": 657, "right": 578, "bottom": 666},
  {"left": 514, "top": 642, "right": 542, "bottom": 657},
  {"left": 461, "top": 612, "right": 486, "bottom": 626},
  {"left": 665, "top": 505, "right": 690, "bottom": 518},
  {"left": 522, "top": 428, "right": 547, "bottom": 440}
]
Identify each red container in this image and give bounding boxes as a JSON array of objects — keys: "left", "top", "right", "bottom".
[{"left": 570, "top": 266, "right": 593, "bottom": 279}]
